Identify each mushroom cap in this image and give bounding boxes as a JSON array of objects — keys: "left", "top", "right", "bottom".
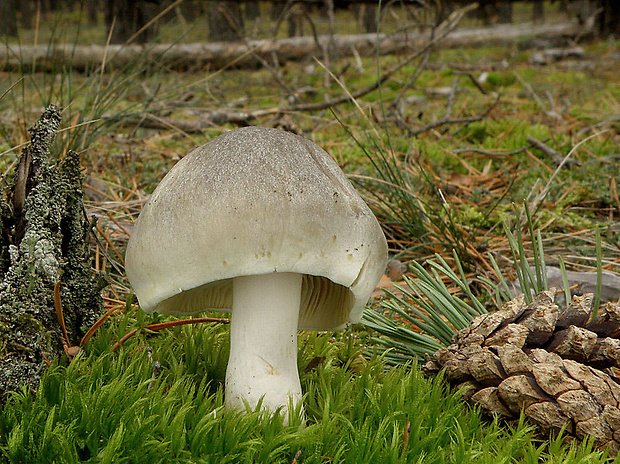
[{"left": 125, "top": 126, "right": 387, "bottom": 330}]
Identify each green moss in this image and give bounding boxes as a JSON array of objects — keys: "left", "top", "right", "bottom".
[
  {"left": 485, "top": 72, "right": 517, "bottom": 88},
  {"left": 0, "top": 319, "right": 612, "bottom": 463}
]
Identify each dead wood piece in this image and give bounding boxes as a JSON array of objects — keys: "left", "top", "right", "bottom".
[
  {"left": 467, "top": 350, "right": 505, "bottom": 386},
  {"left": 498, "top": 374, "right": 551, "bottom": 414},
  {"left": 557, "top": 390, "right": 601, "bottom": 422},
  {"left": 0, "top": 106, "right": 102, "bottom": 400},
  {"left": 547, "top": 325, "right": 598, "bottom": 363},
  {"left": 103, "top": 111, "right": 257, "bottom": 132},
  {"left": 524, "top": 401, "right": 571, "bottom": 434},
  {"left": 590, "top": 338, "right": 620, "bottom": 368},
  {"left": 497, "top": 344, "right": 533, "bottom": 375},
  {"left": 531, "top": 362, "right": 581, "bottom": 397},
  {"left": 0, "top": 22, "right": 586, "bottom": 73},
  {"left": 518, "top": 266, "right": 620, "bottom": 306},
  {"left": 557, "top": 293, "right": 593, "bottom": 329},
  {"left": 529, "top": 47, "right": 585, "bottom": 66},
  {"left": 470, "top": 387, "right": 512, "bottom": 417},
  {"left": 484, "top": 323, "right": 529, "bottom": 349}
]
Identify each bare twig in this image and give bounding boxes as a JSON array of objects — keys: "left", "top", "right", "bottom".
[
  {"left": 463, "top": 71, "right": 487, "bottom": 95},
  {"left": 453, "top": 146, "right": 528, "bottom": 157},
  {"left": 514, "top": 72, "right": 545, "bottom": 109},
  {"left": 529, "top": 131, "right": 608, "bottom": 214},
  {"left": 284, "top": 4, "right": 477, "bottom": 113},
  {"left": 389, "top": 47, "right": 431, "bottom": 111},
  {"left": 527, "top": 136, "right": 580, "bottom": 168},
  {"left": 527, "top": 136, "right": 560, "bottom": 160},
  {"left": 220, "top": 6, "right": 296, "bottom": 96},
  {"left": 409, "top": 94, "right": 499, "bottom": 137},
  {"left": 577, "top": 114, "right": 620, "bottom": 136},
  {"left": 291, "top": 450, "right": 302, "bottom": 464},
  {"left": 445, "top": 77, "right": 460, "bottom": 119}
]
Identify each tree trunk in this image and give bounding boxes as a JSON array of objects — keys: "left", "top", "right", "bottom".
[
  {"left": 271, "top": 0, "right": 285, "bottom": 20},
  {"left": 0, "top": 106, "right": 102, "bottom": 401},
  {"left": 286, "top": 2, "right": 305, "bottom": 37},
  {"left": 86, "top": 0, "right": 99, "bottom": 26},
  {"left": 104, "top": 0, "right": 161, "bottom": 44},
  {"left": 498, "top": 2, "right": 513, "bottom": 24},
  {"left": 596, "top": 0, "right": 620, "bottom": 37},
  {"left": 18, "top": 0, "right": 36, "bottom": 29},
  {"left": 557, "top": 0, "right": 570, "bottom": 14},
  {"left": 244, "top": 0, "right": 261, "bottom": 20},
  {"left": 363, "top": 3, "right": 378, "bottom": 33},
  {"left": 207, "top": 1, "right": 245, "bottom": 42},
  {"left": 532, "top": 0, "right": 545, "bottom": 23},
  {"left": 0, "top": 0, "right": 18, "bottom": 37}
]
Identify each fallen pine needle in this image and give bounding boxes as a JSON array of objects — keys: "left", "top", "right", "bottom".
[{"left": 112, "top": 317, "right": 229, "bottom": 351}]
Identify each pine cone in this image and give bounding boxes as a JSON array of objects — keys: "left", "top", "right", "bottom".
[{"left": 424, "top": 289, "right": 620, "bottom": 455}]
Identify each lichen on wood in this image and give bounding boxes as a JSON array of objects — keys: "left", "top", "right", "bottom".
[{"left": 0, "top": 105, "right": 103, "bottom": 400}]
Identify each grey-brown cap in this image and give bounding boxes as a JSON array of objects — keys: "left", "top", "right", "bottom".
[{"left": 125, "top": 126, "right": 387, "bottom": 330}]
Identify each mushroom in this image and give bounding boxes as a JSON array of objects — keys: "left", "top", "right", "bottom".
[{"left": 125, "top": 126, "right": 387, "bottom": 417}]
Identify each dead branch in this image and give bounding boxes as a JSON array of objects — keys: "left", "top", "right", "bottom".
[
  {"left": 527, "top": 136, "right": 574, "bottom": 167},
  {"left": 453, "top": 146, "right": 529, "bottom": 157}
]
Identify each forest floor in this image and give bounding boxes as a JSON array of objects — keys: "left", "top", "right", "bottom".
[{"left": 0, "top": 4, "right": 619, "bottom": 461}]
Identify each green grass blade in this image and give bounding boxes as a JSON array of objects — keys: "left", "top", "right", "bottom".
[
  {"left": 557, "top": 255, "right": 572, "bottom": 308},
  {"left": 592, "top": 227, "right": 603, "bottom": 320}
]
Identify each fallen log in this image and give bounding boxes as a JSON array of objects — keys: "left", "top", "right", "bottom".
[{"left": 0, "top": 21, "right": 585, "bottom": 72}]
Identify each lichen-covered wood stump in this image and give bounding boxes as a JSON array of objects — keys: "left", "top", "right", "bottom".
[
  {"left": 424, "top": 289, "right": 620, "bottom": 455},
  {"left": 0, "top": 106, "right": 102, "bottom": 400}
]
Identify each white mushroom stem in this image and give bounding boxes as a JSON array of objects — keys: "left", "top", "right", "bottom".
[{"left": 225, "top": 272, "right": 303, "bottom": 416}]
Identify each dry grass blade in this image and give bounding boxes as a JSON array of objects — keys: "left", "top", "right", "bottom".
[{"left": 0, "top": 77, "right": 24, "bottom": 103}]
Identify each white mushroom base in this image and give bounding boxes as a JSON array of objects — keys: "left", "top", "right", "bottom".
[{"left": 225, "top": 272, "right": 303, "bottom": 418}]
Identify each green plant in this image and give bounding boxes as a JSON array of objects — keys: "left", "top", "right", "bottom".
[{"left": 363, "top": 206, "right": 606, "bottom": 362}]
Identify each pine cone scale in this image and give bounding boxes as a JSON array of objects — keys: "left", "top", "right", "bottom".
[{"left": 531, "top": 363, "right": 581, "bottom": 397}]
